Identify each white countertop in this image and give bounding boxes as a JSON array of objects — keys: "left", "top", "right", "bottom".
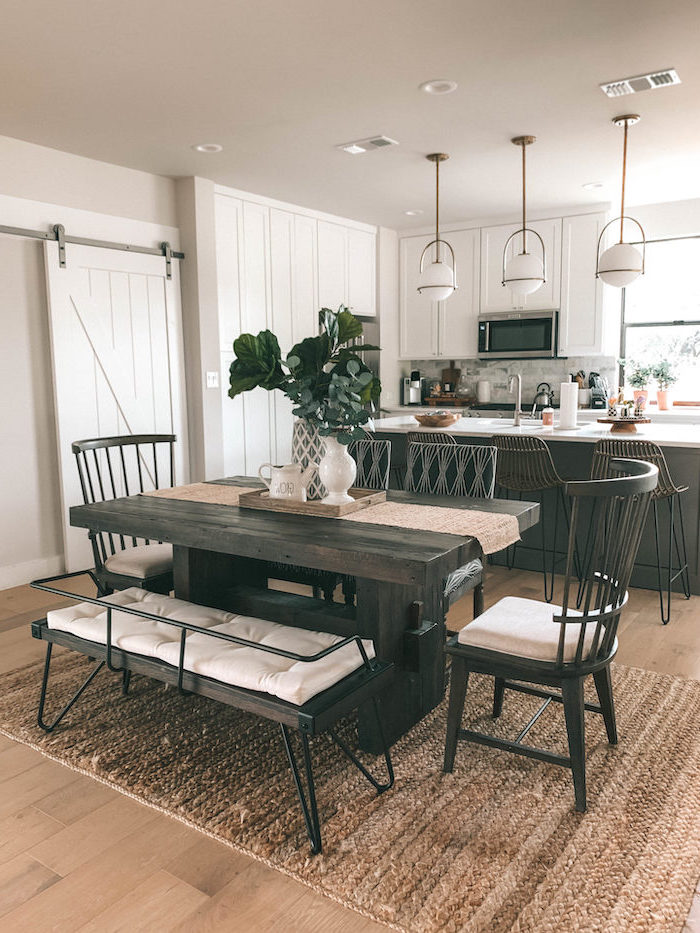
[{"left": 371, "top": 415, "right": 700, "bottom": 449}]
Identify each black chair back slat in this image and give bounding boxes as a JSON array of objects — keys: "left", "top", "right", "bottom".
[
  {"left": 404, "top": 441, "right": 497, "bottom": 499},
  {"left": 348, "top": 438, "right": 391, "bottom": 490},
  {"left": 71, "top": 434, "right": 177, "bottom": 576},
  {"left": 555, "top": 459, "right": 657, "bottom": 666}
]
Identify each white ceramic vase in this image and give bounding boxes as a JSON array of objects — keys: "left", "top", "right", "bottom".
[{"left": 318, "top": 434, "right": 356, "bottom": 505}]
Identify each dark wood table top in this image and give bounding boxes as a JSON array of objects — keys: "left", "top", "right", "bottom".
[{"left": 70, "top": 478, "right": 539, "bottom": 586}]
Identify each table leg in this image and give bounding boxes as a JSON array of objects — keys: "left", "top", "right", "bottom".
[
  {"left": 172, "top": 546, "right": 267, "bottom": 608},
  {"left": 355, "top": 564, "right": 446, "bottom": 753}
]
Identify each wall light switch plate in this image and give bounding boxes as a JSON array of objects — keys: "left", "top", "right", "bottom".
[{"left": 206, "top": 371, "right": 219, "bottom": 389}]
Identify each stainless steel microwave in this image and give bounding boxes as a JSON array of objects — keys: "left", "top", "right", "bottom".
[{"left": 477, "top": 310, "right": 558, "bottom": 359}]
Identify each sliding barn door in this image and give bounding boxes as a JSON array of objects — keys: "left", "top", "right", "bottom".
[{"left": 44, "top": 242, "right": 188, "bottom": 571}]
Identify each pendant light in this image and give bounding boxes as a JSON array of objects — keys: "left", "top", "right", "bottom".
[
  {"left": 417, "top": 153, "right": 457, "bottom": 301},
  {"left": 502, "top": 136, "right": 546, "bottom": 297},
  {"left": 596, "top": 114, "right": 646, "bottom": 287}
]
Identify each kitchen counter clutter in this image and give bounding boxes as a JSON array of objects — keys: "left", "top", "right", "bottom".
[{"left": 372, "top": 414, "right": 700, "bottom": 448}]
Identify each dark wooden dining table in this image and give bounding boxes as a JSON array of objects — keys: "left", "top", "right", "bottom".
[{"left": 70, "top": 479, "right": 539, "bottom": 752}]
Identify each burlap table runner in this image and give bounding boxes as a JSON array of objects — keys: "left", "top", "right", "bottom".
[
  {"left": 141, "top": 483, "right": 258, "bottom": 505},
  {"left": 141, "top": 484, "right": 520, "bottom": 554},
  {"left": 342, "top": 501, "right": 520, "bottom": 555}
]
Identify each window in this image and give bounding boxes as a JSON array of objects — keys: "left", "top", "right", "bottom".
[{"left": 620, "top": 237, "right": 700, "bottom": 405}]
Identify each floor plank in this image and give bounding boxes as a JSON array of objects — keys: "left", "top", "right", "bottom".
[
  {"left": 0, "top": 808, "right": 66, "bottom": 867},
  {"left": 0, "top": 853, "right": 61, "bottom": 919}
]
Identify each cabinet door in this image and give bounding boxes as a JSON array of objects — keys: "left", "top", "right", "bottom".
[
  {"left": 481, "top": 219, "right": 562, "bottom": 312},
  {"left": 559, "top": 213, "right": 606, "bottom": 356},
  {"left": 399, "top": 235, "right": 438, "bottom": 359},
  {"left": 347, "top": 228, "right": 376, "bottom": 316},
  {"left": 437, "top": 227, "right": 480, "bottom": 358},
  {"left": 317, "top": 220, "right": 347, "bottom": 310},
  {"left": 292, "top": 214, "right": 318, "bottom": 343}
]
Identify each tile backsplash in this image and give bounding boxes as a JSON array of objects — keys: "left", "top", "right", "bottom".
[{"left": 410, "top": 356, "right": 618, "bottom": 405}]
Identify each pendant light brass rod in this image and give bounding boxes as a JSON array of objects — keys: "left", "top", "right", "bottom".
[
  {"left": 435, "top": 155, "right": 440, "bottom": 262},
  {"left": 620, "top": 119, "right": 628, "bottom": 243},
  {"left": 522, "top": 139, "right": 527, "bottom": 254}
]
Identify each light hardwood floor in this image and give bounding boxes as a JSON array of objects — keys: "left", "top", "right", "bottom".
[{"left": 0, "top": 569, "right": 698, "bottom": 931}]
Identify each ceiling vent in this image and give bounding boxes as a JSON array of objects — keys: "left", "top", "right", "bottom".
[
  {"left": 600, "top": 69, "right": 681, "bottom": 97},
  {"left": 336, "top": 135, "right": 399, "bottom": 154}
]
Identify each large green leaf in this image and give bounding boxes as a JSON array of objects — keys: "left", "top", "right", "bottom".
[
  {"left": 228, "top": 330, "right": 286, "bottom": 398},
  {"left": 336, "top": 309, "right": 363, "bottom": 344},
  {"left": 289, "top": 333, "right": 331, "bottom": 380}
]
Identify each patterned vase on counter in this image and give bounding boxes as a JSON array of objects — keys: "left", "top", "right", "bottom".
[
  {"left": 318, "top": 434, "right": 356, "bottom": 506},
  {"left": 291, "top": 419, "right": 326, "bottom": 500}
]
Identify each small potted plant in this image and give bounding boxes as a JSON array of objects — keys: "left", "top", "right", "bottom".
[
  {"left": 228, "top": 306, "right": 380, "bottom": 504},
  {"left": 622, "top": 360, "right": 652, "bottom": 408},
  {"left": 652, "top": 359, "right": 677, "bottom": 411}
]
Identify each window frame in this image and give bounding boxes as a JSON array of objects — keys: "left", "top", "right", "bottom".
[{"left": 619, "top": 234, "right": 700, "bottom": 405}]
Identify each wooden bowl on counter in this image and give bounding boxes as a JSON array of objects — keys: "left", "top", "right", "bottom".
[{"left": 413, "top": 412, "right": 461, "bottom": 428}]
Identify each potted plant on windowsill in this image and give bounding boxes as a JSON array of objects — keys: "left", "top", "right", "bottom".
[
  {"left": 652, "top": 359, "right": 677, "bottom": 411},
  {"left": 228, "top": 306, "right": 380, "bottom": 505},
  {"left": 622, "top": 360, "right": 652, "bottom": 409}
]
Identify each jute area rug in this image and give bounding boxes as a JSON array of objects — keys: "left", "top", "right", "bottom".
[{"left": 2, "top": 653, "right": 700, "bottom": 932}]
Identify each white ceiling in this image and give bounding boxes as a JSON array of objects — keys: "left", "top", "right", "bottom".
[{"left": 2, "top": 0, "right": 699, "bottom": 229}]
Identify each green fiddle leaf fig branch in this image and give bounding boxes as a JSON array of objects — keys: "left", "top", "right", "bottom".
[{"left": 228, "top": 305, "right": 381, "bottom": 439}]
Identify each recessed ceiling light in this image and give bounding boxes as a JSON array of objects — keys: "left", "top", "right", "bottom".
[
  {"left": 335, "top": 136, "right": 399, "bottom": 155},
  {"left": 192, "top": 143, "right": 223, "bottom": 153},
  {"left": 338, "top": 143, "right": 368, "bottom": 155},
  {"left": 404, "top": 209, "right": 424, "bottom": 216},
  {"left": 419, "top": 79, "right": 458, "bottom": 95},
  {"left": 582, "top": 182, "right": 604, "bottom": 190}
]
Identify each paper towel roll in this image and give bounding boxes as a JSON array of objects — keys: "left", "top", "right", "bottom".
[{"left": 559, "top": 382, "right": 579, "bottom": 429}]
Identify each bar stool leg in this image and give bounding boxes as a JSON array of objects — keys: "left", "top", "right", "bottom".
[{"left": 673, "top": 494, "right": 692, "bottom": 600}]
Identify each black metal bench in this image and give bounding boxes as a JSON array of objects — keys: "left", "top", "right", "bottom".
[{"left": 30, "top": 572, "right": 395, "bottom": 854}]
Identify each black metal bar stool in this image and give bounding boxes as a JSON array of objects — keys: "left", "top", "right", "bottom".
[
  {"left": 591, "top": 438, "right": 691, "bottom": 624},
  {"left": 491, "top": 434, "right": 571, "bottom": 603}
]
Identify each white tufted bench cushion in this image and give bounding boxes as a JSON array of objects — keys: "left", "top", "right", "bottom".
[
  {"left": 104, "top": 543, "right": 173, "bottom": 577},
  {"left": 156, "top": 618, "right": 376, "bottom": 706},
  {"left": 47, "top": 588, "right": 376, "bottom": 706},
  {"left": 46, "top": 587, "right": 231, "bottom": 658},
  {"left": 457, "top": 596, "right": 596, "bottom": 663}
]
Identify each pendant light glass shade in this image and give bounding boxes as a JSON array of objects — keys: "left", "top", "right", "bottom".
[
  {"left": 503, "top": 251, "right": 545, "bottom": 297},
  {"left": 502, "top": 136, "right": 546, "bottom": 298},
  {"left": 596, "top": 115, "right": 646, "bottom": 288},
  {"left": 417, "top": 153, "right": 457, "bottom": 301}
]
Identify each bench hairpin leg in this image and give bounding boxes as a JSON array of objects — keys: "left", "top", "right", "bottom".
[
  {"left": 329, "top": 698, "right": 395, "bottom": 793},
  {"left": 280, "top": 725, "right": 322, "bottom": 854},
  {"left": 37, "top": 642, "right": 105, "bottom": 733},
  {"left": 121, "top": 670, "right": 132, "bottom": 696}
]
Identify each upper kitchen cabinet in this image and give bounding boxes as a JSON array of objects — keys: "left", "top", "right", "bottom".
[
  {"left": 480, "top": 218, "right": 562, "bottom": 313},
  {"left": 317, "top": 221, "right": 376, "bottom": 316},
  {"left": 559, "top": 212, "right": 607, "bottom": 356},
  {"left": 399, "top": 228, "right": 479, "bottom": 359}
]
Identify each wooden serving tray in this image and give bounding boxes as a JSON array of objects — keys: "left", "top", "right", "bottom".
[
  {"left": 237, "top": 487, "right": 386, "bottom": 517},
  {"left": 597, "top": 417, "right": 651, "bottom": 434}
]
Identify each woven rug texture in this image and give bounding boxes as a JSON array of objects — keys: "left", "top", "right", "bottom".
[{"left": 1, "top": 653, "right": 699, "bottom": 932}]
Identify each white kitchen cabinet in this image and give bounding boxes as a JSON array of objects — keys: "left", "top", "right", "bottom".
[
  {"left": 399, "top": 228, "right": 479, "bottom": 359},
  {"left": 318, "top": 220, "right": 376, "bottom": 315},
  {"left": 559, "top": 212, "right": 606, "bottom": 356},
  {"left": 480, "top": 218, "right": 562, "bottom": 313}
]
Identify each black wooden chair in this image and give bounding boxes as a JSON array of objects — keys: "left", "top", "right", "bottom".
[
  {"left": 591, "top": 438, "right": 690, "bottom": 625},
  {"left": 268, "top": 438, "right": 392, "bottom": 603},
  {"left": 404, "top": 441, "right": 497, "bottom": 618},
  {"left": 443, "top": 458, "right": 658, "bottom": 812},
  {"left": 72, "top": 434, "right": 177, "bottom": 597}
]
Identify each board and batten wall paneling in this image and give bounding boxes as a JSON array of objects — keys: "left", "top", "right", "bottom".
[{"left": 215, "top": 188, "right": 375, "bottom": 476}]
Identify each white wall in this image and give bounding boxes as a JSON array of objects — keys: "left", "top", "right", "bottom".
[
  {"left": 377, "top": 227, "right": 401, "bottom": 407},
  {"left": 0, "top": 137, "right": 179, "bottom": 588},
  {"left": 0, "top": 134, "right": 177, "bottom": 227},
  {"left": 632, "top": 199, "right": 700, "bottom": 240}
]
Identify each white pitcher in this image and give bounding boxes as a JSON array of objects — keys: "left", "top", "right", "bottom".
[{"left": 258, "top": 462, "right": 317, "bottom": 501}]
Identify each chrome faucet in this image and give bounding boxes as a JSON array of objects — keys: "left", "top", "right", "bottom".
[{"left": 509, "top": 374, "right": 522, "bottom": 426}]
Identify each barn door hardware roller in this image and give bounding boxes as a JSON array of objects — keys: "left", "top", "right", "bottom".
[{"left": 54, "top": 224, "right": 66, "bottom": 268}]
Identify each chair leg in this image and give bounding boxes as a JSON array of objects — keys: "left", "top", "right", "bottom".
[
  {"left": 341, "top": 576, "right": 356, "bottom": 608},
  {"left": 674, "top": 494, "right": 692, "bottom": 599},
  {"left": 443, "top": 656, "right": 469, "bottom": 773},
  {"left": 312, "top": 586, "right": 322, "bottom": 600},
  {"left": 562, "top": 678, "right": 587, "bottom": 812},
  {"left": 653, "top": 498, "right": 673, "bottom": 625},
  {"left": 472, "top": 581, "right": 484, "bottom": 618},
  {"left": 280, "top": 725, "right": 322, "bottom": 854},
  {"left": 37, "top": 643, "right": 105, "bottom": 733},
  {"left": 592, "top": 666, "right": 617, "bottom": 745},
  {"left": 492, "top": 677, "right": 506, "bottom": 719}
]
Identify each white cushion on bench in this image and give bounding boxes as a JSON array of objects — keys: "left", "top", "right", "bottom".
[
  {"left": 155, "top": 617, "right": 376, "bottom": 706},
  {"left": 104, "top": 543, "right": 173, "bottom": 578},
  {"left": 46, "top": 587, "right": 230, "bottom": 658},
  {"left": 457, "top": 596, "right": 596, "bottom": 663}
]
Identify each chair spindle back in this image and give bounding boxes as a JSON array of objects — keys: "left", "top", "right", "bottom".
[
  {"left": 348, "top": 438, "right": 391, "bottom": 490},
  {"left": 404, "top": 442, "right": 497, "bottom": 499}
]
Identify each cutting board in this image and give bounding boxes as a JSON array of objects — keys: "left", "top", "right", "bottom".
[{"left": 441, "top": 360, "right": 461, "bottom": 387}]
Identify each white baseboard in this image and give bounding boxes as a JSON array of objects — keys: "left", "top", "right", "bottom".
[{"left": 0, "top": 554, "right": 65, "bottom": 591}]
